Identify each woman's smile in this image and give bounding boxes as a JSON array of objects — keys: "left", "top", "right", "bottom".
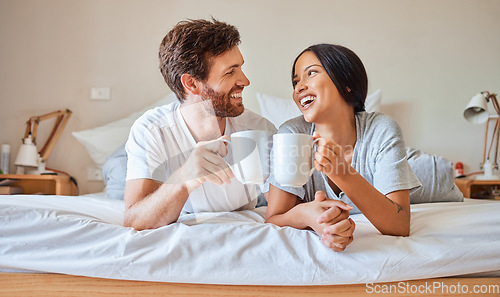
[
  {"left": 299, "top": 95, "right": 316, "bottom": 108},
  {"left": 299, "top": 94, "right": 316, "bottom": 110}
]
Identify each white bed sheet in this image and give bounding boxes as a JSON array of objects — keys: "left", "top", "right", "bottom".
[{"left": 0, "top": 194, "right": 499, "bottom": 285}]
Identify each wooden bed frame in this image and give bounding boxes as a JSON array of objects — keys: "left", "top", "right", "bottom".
[{"left": 1, "top": 273, "right": 498, "bottom": 296}]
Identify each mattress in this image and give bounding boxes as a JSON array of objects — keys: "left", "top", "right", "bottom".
[{"left": 0, "top": 194, "right": 499, "bottom": 285}]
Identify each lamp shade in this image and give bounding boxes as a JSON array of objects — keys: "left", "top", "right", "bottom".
[
  {"left": 464, "top": 93, "right": 489, "bottom": 124},
  {"left": 14, "top": 135, "right": 39, "bottom": 167}
]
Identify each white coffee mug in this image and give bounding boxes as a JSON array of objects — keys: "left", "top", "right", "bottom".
[
  {"left": 273, "top": 133, "right": 320, "bottom": 187},
  {"left": 222, "top": 130, "right": 273, "bottom": 184}
]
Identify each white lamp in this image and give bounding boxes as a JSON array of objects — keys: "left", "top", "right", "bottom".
[
  {"left": 14, "top": 134, "right": 39, "bottom": 174},
  {"left": 14, "top": 109, "right": 72, "bottom": 175},
  {"left": 464, "top": 91, "right": 500, "bottom": 180},
  {"left": 464, "top": 93, "right": 490, "bottom": 124}
]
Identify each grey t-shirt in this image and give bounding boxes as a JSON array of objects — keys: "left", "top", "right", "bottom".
[{"left": 268, "top": 112, "right": 421, "bottom": 214}]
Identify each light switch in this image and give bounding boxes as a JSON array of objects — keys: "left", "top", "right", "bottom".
[
  {"left": 87, "top": 167, "right": 103, "bottom": 181},
  {"left": 90, "top": 87, "right": 111, "bottom": 100}
]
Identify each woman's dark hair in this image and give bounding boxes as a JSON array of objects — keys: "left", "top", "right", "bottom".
[
  {"left": 292, "top": 44, "right": 368, "bottom": 113},
  {"left": 159, "top": 18, "right": 241, "bottom": 102}
]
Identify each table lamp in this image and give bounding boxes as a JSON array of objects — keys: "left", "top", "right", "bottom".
[
  {"left": 463, "top": 91, "right": 500, "bottom": 180},
  {"left": 14, "top": 134, "right": 39, "bottom": 174},
  {"left": 14, "top": 109, "right": 72, "bottom": 175}
]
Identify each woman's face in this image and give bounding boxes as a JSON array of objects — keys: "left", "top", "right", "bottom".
[{"left": 292, "top": 51, "right": 351, "bottom": 123}]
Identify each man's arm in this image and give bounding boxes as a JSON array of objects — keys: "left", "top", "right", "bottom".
[
  {"left": 123, "top": 177, "right": 190, "bottom": 230},
  {"left": 124, "top": 137, "right": 234, "bottom": 230}
]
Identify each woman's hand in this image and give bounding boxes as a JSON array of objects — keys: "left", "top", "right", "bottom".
[
  {"left": 320, "top": 217, "right": 355, "bottom": 252},
  {"left": 313, "top": 132, "right": 354, "bottom": 178},
  {"left": 312, "top": 191, "right": 355, "bottom": 252},
  {"left": 297, "top": 191, "right": 355, "bottom": 251}
]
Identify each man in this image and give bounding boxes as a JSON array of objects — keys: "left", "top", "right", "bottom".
[{"left": 124, "top": 19, "right": 276, "bottom": 230}]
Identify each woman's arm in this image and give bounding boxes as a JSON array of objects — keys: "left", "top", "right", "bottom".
[
  {"left": 265, "top": 185, "right": 306, "bottom": 229},
  {"left": 265, "top": 185, "right": 355, "bottom": 251},
  {"left": 314, "top": 137, "right": 410, "bottom": 236},
  {"left": 333, "top": 171, "right": 410, "bottom": 236}
]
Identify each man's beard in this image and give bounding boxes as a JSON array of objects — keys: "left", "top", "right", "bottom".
[{"left": 200, "top": 85, "right": 244, "bottom": 118}]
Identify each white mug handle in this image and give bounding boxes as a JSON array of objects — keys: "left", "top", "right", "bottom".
[
  {"left": 309, "top": 138, "right": 322, "bottom": 177},
  {"left": 219, "top": 138, "right": 253, "bottom": 185},
  {"left": 219, "top": 139, "right": 232, "bottom": 168},
  {"left": 220, "top": 138, "right": 231, "bottom": 149}
]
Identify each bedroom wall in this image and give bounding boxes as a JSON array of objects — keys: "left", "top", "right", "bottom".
[{"left": 0, "top": 0, "right": 499, "bottom": 194}]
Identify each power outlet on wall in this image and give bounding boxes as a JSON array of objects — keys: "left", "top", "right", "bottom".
[
  {"left": 90, "top": 87, "right": 111, "bottom": 100},
  {"left": 87, "top": 167, "right": 103, "bottom": 181}
]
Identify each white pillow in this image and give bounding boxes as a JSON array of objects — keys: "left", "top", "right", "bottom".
[
  {"left": 365, "top": 89, "right": 382, "bottom": 113},
  {"left": 73, "top": 93, "right": 177, "bottom": 168},
  {"left": 256, "top": 89, "right": 382, "bottom": 128}
]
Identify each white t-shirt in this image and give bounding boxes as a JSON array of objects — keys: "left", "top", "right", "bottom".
[{"left": 126, "top": 100, "right": 277, "bottom": 213}]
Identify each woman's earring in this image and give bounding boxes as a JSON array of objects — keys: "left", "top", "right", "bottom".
[{"left": 346, "top": 86, "right": 352, "bottom": 93}]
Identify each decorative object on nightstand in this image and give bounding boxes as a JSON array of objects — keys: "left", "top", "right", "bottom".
[
  {"left": 1, "top": 144, "right": 11, "bottom": 174},
  {"left": 464, "top": 91, "right": 500, "bottom": 180},
  {"left": 14, "top": 109, "right": 72, "bottom": 175}
]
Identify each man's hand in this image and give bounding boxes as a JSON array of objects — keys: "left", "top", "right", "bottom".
[{"left": 179, "top": 136, "right": 234, "bottom": 193}]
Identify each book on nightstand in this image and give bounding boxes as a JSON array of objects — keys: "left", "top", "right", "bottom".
[{"left": 0, "top": 186, "right": 23, "bottom": 194}]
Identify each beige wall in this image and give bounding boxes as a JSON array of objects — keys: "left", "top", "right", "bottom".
[{"left": 1, "top": 0, "right": 499, "bottom": 194}]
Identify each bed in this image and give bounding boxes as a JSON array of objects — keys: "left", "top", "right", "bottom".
[
  {"left": 1, "top": 193, "right": 500, "bottom": 296},
  {"left": 1, "top": 92, "right": 500, "bottom": 296}
]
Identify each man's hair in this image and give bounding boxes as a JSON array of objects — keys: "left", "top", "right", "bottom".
[
  {"left": 292, "top": 44, "right": 368, "bottom": 113},
  {"left": 159, "top": 18, "right": 241, "bottom": 102}
]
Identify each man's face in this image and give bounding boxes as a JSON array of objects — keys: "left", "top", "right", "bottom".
[{"left": 200, "top": 46, "right": 249, "bottom": 117}]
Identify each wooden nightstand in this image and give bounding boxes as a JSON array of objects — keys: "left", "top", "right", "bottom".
[
  {"left": 455, "top": 178, "right": 500, "bottom": 199},
  {"left": 0, "top": 174, "right": 77, "bottom": 196}
]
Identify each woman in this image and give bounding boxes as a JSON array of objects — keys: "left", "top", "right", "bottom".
[{"left": 265, "top": 44, "right": 421, "bottom": 251}]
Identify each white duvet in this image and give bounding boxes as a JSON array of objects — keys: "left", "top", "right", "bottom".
[{"left": 0, "top": 194, "right": 499, "bottom": 285}]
